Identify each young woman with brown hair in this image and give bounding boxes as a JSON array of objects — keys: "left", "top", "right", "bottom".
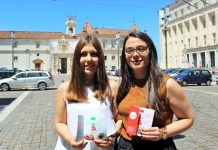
[
  {"left": 115, "top": 31, "right": 194, "bottom": 150},
  {"left": 55, "top": 34, "right": 119, "bottom": 150}
]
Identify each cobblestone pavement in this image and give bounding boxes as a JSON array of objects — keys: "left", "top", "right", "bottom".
[
  {"left": 174, "top": 90, "right": 218, "bottom": 150},
  {"left": 0, "top": 89, "right": 57, "bottom": 150},
  {"left": 0, "top": 75, "right": 217, "bottom": 150}
]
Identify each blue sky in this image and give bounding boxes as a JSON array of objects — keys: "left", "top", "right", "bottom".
[{"left": 0, "top": 0, "right": 174, "bottom": 58}]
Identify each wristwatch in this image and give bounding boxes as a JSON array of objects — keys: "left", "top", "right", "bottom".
[{"left": 162, "top": 127, "right": 168, "bottom": 140}]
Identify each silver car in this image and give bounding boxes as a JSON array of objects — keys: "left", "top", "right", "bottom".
[{"left": 0, "top": 71, "right": 55, "bottom": 91}]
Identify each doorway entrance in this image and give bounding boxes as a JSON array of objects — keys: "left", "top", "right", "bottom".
[
  {"left": 59, "top": 58, "right": 67, "bottom": 73},
  {"left": 33, "top": 59, "right": 43, "bottom": 71},
  {"left": 35, "top": 63, "right": 41, "bottom": 71}
]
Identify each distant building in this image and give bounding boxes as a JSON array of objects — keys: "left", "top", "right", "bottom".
[
  {"left": 0, "top": 17, "right": 139, "bottom": 74},
  {"left": 159, "top": 0, "right": 218, "bottom": 71}
]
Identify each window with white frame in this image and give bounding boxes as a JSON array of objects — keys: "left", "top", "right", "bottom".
[
  {"left": 203, "top": 35, "right": 206, "bottom": 45},
  {"left": 195, "top": 37, "right": 198, "bottom": 47},
  {"left": 193, "top": 19, "right": 198, "bottom": 30},
  {"left": 179, "top": 24, "right": 183, "bottom": 34},
  {"left": 186, "top": 22, "right": 190, "bottom": 32},
  {"left": 188, "top": 38, "right": 190, "bottom": 47},
  {"left": 203, "top": 19, "right": 206, "bottom": 28},
  {"left": 111, "top": 55, "right": 115, "bottom": 60},
  {"left": 14, "top": 56, "right": 18, "bottom": 61},
  {"left": 103, "top": 41, "right": 106, "bottom": 48},
  {"left": 210, "top": 51, "right": 215, "bottom": 67},
  {"left": 111, "top": 41, "right": 115, "bottom": 48},
  {"left": 212, "top": 33, "right": 216, "bottom": 44},
  {"left": 212, "top": 15, "right": 216, "bottom": 26},
  {"left": 36, "top": 41, "right": 40, "bottom": 48}
]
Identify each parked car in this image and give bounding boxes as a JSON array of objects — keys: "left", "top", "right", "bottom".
[
  {"left": 0, "top": 71, "right": 55, "bottom": 91},
  {"left": 168, "top": 68, "right": 188, "bottom": 77},
  {"left": 174, "top": 69, "right": 212, "bottom": 86},
  {"left": 0, "top": 70, "right": 16, "bottom": 80},
  {"left": 115, "top": 69, "right": 120, "bottom": 77},
  {"left": 0, "top": 67, "right": 9, "bottom": 71},
  {"left": 107, "top": 69, "right": 116, "bottom": 76}
]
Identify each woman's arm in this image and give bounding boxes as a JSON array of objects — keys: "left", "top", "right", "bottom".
[
  {"left": 164, "top": 78, "right": 194, "bottom": 137},
  {"left": 55, "top": 82, "right": 87, "bottom": 148},
  {"left": 141, "top": 78, "right": 194, "bottom": 141}
]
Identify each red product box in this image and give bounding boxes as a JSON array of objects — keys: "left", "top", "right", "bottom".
[{"left": 126, "top": 106, "right": 140, "bottom": 135}]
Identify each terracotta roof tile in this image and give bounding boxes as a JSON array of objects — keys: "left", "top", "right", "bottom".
[
  {"left": 79, "top": 21, "right": 139, "bottom": 37},
  {"left": 0, "top": 31, "right": 74, "bottom": 39}
]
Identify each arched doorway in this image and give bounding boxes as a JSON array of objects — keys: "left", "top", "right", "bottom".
[{"left": 33, "top": 59, "right": 43, "bottom": 71}]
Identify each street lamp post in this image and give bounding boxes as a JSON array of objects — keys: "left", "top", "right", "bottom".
[
  {"left": 115, "top": 32, "right": 120, "bottom": 70},
  {"left": 10, "top": 31, "right": 16, "bottom": 71},
  {"left": 162, "top": 16, "right": 169, "bottom": 69}
]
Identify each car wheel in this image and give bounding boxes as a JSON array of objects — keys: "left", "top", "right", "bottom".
[
  {"left": 1, "top": 83, "right": 10, "bottom": 91},
  {"left": 182, "top": 81, "right": 187, "bottom": 86},
  {"left": 206, "top": 80, "right": 211, "bottom": 86},
  {"left": 38, "top": 82, "right": 47, "bottom": 90}
]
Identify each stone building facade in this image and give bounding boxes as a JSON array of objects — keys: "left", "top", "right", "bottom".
[
  {"left": 159, "top": 0, "right": 218, "bottom": 71},
  {"left": 0, "top": 17, "right": 139, "bottom": 74}
]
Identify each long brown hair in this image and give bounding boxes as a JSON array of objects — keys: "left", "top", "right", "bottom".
[
  {"left": 66, "top": 34, "right": 111, "bottom": 102},
  {"left": 116, "top": 31, "right": 165, "bottom": 116}
]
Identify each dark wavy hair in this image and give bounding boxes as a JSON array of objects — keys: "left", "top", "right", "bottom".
[
  {"left": 116, "top": 31, "right": 165, "bottom": 116},
  {"left": 66, "top": 34, "right": 111, "bottom": 102}
]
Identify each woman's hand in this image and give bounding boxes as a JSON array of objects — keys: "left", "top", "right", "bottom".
[
  {"left": 140, "top": 127, "right": 162, "bottom": 141},
  {"left": 71, "top": 140, "right": 88, "bottom": 149},
  {"left": 94, "top": 137, "right": 114, "bottom": 148}
]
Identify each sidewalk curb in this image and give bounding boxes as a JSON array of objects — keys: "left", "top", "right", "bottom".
[{"left": 0, "top": 91, "right": 30, "bottom": 123}]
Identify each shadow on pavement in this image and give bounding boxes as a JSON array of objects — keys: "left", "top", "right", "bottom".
[
  {"left": 173, "top": 134, "right": 186, "bottom": 140},
  {"left": 0, "top": 98, "right": 16, "bottom": 111}
]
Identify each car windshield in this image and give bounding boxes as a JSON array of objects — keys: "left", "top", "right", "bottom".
[
  {"left": 170, "top": 69, "right": 180, "bottom": 74},
  {"left": 180, "top": 70, "right": 191, "bottom": 75}
]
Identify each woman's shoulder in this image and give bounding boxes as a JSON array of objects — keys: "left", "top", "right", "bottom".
[
  {"left": 108, "top": 79, "right": 120, "bottom": 99},
  {"left": 108, "top": 79, "right": 119, "bottom": 90},
  {"left": 57, "top": 81, "right": 70, "bottom": 92}
]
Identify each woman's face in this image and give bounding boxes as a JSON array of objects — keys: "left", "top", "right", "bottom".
[
  {"left": 124, "top": 37, "right": 150, "bottom": 78},
  {"left": 80, "top": 43, "right": 99, "bottom": 78}
]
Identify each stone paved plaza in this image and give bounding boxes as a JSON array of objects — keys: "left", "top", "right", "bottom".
[{"left": 0, "top": 75, "right": 218, "bottom": 150}]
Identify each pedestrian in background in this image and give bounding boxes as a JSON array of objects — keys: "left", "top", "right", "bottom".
[
  {"left": 55, "top": 34, "right": 119, "bottom": 150},
  {"left": 115, "top": 31, "right": 194, "bottom": 149}
]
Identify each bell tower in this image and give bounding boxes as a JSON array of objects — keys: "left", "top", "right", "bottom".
[{"left": 66, "top": 17, "right": 76, "bottom": 36}]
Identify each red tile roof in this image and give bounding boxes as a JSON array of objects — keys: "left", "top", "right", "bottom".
[
  {"left": 0, "top": 31, "right": 74, "bottom": 39},
  {"left": 0, "top": 22, "right": 140, "bottom": 39},
  {"left": 77, "top": 21, "right": 139, "bottom": 37}
]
